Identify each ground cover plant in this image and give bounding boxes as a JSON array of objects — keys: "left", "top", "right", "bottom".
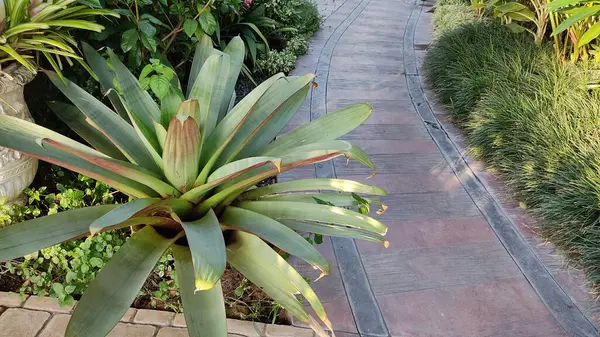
[
  {"left": 0, "top": 30, "right": 388, "bottom": 337},
  {"left": 424, "top": 3, "right": 600, "bottom": 297}
]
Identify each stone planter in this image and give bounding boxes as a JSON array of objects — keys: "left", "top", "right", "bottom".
[{"left": 0, "top": 66, "right": 38, "bottom": 204}]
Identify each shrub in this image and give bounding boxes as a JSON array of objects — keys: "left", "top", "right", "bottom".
[
  {"left": 263, "top": 0, "right": 322, "bottom": 37},
  {"left": 432, "top": 4, "right": 479, "bottom": 37},
  {"left": 424, "top": 10, "right": 600, "bottom": 296},
  {"left": 256, "top": 49, "right": 297, "bottom": 75},
  {"left": 423, "top": 21, "right": 554, "bottom": 123},
  {"left": 286, "top": 36, "right": 310, "bottom": 56}
]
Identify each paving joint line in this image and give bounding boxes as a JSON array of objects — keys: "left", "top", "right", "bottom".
[
  {"left": 402, "top": 3, "right": 599, "bottom": 337},
  {"left": 309, "top": 0, "right": 390, "bottom": 335}
]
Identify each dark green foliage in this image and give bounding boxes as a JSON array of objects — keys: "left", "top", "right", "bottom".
[
  {"left": 423, "top": 21, "right": 554, "bottom": 123},
  {"left": 424, "top": 10, "right": 600, "bottom": 295}
]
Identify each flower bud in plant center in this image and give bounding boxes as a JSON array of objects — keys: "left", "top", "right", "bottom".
[{"left": 163, "top": 115, "right": 201, "bottom": 192}]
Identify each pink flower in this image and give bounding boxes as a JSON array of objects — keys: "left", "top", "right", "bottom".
[{"left": 243, "top": 0, "right": 253, "bottom": 8}]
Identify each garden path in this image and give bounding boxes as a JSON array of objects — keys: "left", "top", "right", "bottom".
[{"left": 283, "top": 0, "right": 600, "bottom": 336}]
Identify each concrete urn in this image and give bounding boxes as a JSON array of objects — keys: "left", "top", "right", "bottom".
[{"left": 0, "top": 66, "right": 38, "bottom": 204}]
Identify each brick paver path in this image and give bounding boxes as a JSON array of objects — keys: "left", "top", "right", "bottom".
[{"left": 283, "top": 0, "right": 600, "bottom": 336}]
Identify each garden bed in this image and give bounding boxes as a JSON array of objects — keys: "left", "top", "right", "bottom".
[{"left": 424, "top": 1, "right": 600, "bottom": 298}]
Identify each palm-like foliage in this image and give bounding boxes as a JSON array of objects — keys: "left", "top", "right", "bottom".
[
  {"left": 0, "top": 0, "right": 118, "bottom": 77},
  {"left": 0, "top": 36, "right": 388, "bottom": 337}
]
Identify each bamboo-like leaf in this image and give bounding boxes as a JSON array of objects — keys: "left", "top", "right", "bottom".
[
  {"left": 226, "top": 231, "right": 332, "bottom": 337},
  {"left": 0, "top": 45, "right": 36, "bottom": 72},
  {"left": 552, "top": 5, "right": 600, "bottom": 36},
  {"left": 196, "top": 73, "right": 284, "bottom": 184},
  {"left": 182, "top": 157, "right": 281, "bottom": 203},
  {"left": 66, "top": 226, "right": 178, "bottom": 337},
  {"left": 187, "top": 34, "right": 214, "bottom": 97},
  {"left": 27, "top": 36, "right": 75, "bottom": 52},
  {"left": 221, "top": 206, "right": 330, "bottom": 276},
  {"left": 89, "top": 199, "right": 159, "bottom": 235},
  {"left": 45, "top": 19, "right": 104, "bottom": 32},
  {"left": 173, "top": 245, "right": 228, "bottom": 337},
  {"left": 4, "top": 22, "right": 50, "bottom": 38},
  {"left": 239, "top": 178, "right": 387, "bottom": 200},
  {"left": 547, "top": 0, "right": 585, "bottom": 10},
  {"left": 188, "top": 53, "right": 230, "bottom": 141},
  {"left": 580, "top": 21, "right": 600, "bottom": 46},
  {"left": 8, "top": 0, "right": 28, "bottom": 28},
  {"left": 47, "top": 71, "right": 161, "bottom": 174},
  {"left": 81, "top": 43, "right": 129, "bottom": 121},
  {"left": 47, "top": 101, "right": 126, "bottom": 160},
  {"left": 0, "top": 205, "right": 117, "bottom": 261},
  {"left": 181, "top": 209, "right": 226, "bottom": 291},
  {"left": 163, "top": 115, "right": 201, "bottom": 192},
  {"left": 108, "top": 50, "right": 161, "bottom": 128},
  {"left": 219, "top": 36, "right": 244, "bottom": 121},
  {"left": 236, "top": 201, "right": 387, "bottom": 234},
  {"left": 262, "top": 103, "right": 372, "bottom": 155}
]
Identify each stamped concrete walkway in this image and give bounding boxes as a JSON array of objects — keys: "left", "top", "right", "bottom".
[{"left": 283, "top": 0, "right": 600, "bottom": 336}]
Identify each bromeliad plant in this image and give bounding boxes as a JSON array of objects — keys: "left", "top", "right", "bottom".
[
  {"left": 0, "top": 35, "right": 389, "bottom": 336},
  {"left": 0, "top": 0, "right": 118, "bottom": 77}
]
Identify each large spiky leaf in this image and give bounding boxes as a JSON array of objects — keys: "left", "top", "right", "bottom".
[
  {"left": 273, "top": 140, "right": 375, "bottom": 172},
  {"left": 226, "top": 231, "right": 332, "bottom": 337},
  {"left": 0, "top": 205, "right": 117, "bottom": 261},
  {"left": 216, "top": 74, "right": 314, "bottom": 166},
  {"left": 182, "top": 157, "right": 281, "bottom": 203},
  {"left": 173, "top": 245, "right": 228, "bottom": 337},
  {"left": 219, "top": 36, "right": 244, "bottom": 121},
  {"left": 239, "top": 178, "right": 386, "bottom": 200},
  {"left": 262, "top": 103, "right": 372, "bottom": 155},
  {"left": 255, "top": 192, "right": 388, "bottom": 214},
  {"left": 196, "top": 73, "right": 284, "bottom": 184},
  {"left": 0, "top": 116, "right": 158, "bottom": 198},
  {"left": 179, "top": 209, "right": 226, "bottom": 290},
  {"left": 280, "top": 220, "right": 389, "bottom": 246},
  {"left": 196, "top": 151, "right": 345, "bottom": 214},
  {"left": 236, "top": 201, "right": 388, "bottom": 234},
  {"left": 163, "top": 115, "right": 201, "bottom": 192},
  {"left": 188, "top": 53, "right": 230, "bottom": 141},
  {"left": 221, "top": 206, "right": 329, "bottom": 276},
  {"left": 47, "top": 72, "right": 162, "bottom": 174},
  {"left": 44, "top": 139, "right": 179, "bottom": 198},
  {"left": 89, "top": 198, "right": 159, "bottom": 235},
  {"left": 66, "top": 226, "right": 178, "bottom": 337},
  {"left": 47, "top": 101, "right": 126, "bottom": 160},
  {"left": 187, "top": 34, "right": 214, "bottom": 97},
  {"left": 81, "top": 43, "right": 129, "bottom": 121}
]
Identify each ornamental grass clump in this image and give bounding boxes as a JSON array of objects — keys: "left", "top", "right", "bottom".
[{"left": 0, "top": 34, "right": 388, "bottom": 337}]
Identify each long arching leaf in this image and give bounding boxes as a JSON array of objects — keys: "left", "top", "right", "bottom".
[
  {"left": 0, "top": 205, "right": 117, "bottom": 261},
  {"left": 236, "top": 201, "right": 388, "bottom": 234},
  {"left": 261, "top": 103, "right": 372, "bottom": 155},
  {"left": 173, "top": 245, "right": 228, "bottom": 337},
  {"left": 66, "top": 226, "right": 178, "bottom": 337},
  {"left": 221, "top": 206, "right": 329, "bottom": 276},
  {"left": 239, "top": 178, "right": 387, "bottom": 200}
]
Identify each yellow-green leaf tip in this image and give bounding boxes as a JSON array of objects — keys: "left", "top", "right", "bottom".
[{"left": 194, "top": 279, "right": 216, "bottom": 292}]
